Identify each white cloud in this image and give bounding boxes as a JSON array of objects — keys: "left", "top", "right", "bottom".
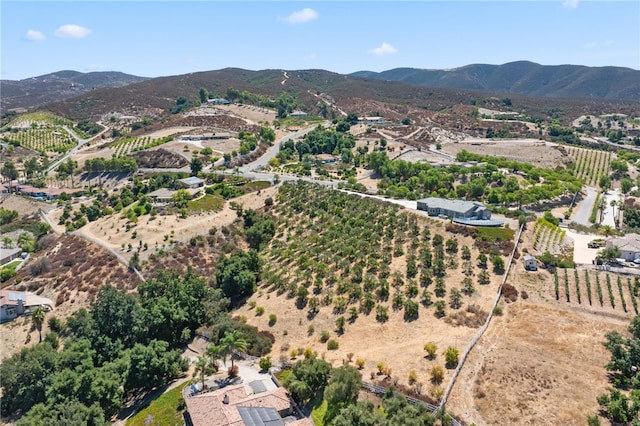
[
  {"left": 371, "top": 42, "right": 398, "bottom": 56},
  {"left": 583, "top": 40, "right": 614, "bottom": 49},
  {"left": 25, "top": 30, "right": 46, "bottom": 41},
  {"left": 54, "top": 24, "right": 91, "bottom": 38},
  {"left": 562, "top": 0, "right": 579, "bottom": 9},
  {"left": 283, "top": 8, "right": 318, "bottom": 24}
]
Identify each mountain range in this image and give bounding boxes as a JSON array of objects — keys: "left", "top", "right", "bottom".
[
  {"left": 351, "top": 61, "right": 640, "bottom": 101},
  {"left": 2, "top": 62, "right": 639, "bottom": 122},
  {"left": 1, "top": 70, "right": 149, "bottom": 112}
]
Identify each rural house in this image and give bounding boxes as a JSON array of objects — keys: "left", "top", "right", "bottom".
[
  {"left": 184, "top": 380, "right": 312, "bottom": 426},
  {"left": 0, "top": 247, "right": 23, "bottom": 266},
  {"left": 416, "top": 197, "right": 503, "bottom": 227},
  {"left": 179, "top": 177, "right": 205, "bottom": 189},
  {"left": 0, "top": 290, "right": 53, "bottom": 323},
  {"left": 606, "top": 234, "right": 640, "bottom": 263},
  {"left": 523, "top": 255, "right": 538, "bottom": 271}
]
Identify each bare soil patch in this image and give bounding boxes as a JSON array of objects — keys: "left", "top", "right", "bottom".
[
  {"left": 440, "top": 139, "right": 572, "bottom": 169},
  {"left": 447, "top": 302, "right": 625, "bottom": 425},
  {"left": 129, "top": 148, "right": 188, "bottom": 168}
]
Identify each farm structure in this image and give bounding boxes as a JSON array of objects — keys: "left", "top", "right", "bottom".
[
  {"left": 180, "top": 132, "right": 231, "bottom": 141},
  {"left": 523, "top": 255, "right": 538, "bottom": 271},
  {"left": 606, "top": 234, "right": 640, "bottom": 262}
]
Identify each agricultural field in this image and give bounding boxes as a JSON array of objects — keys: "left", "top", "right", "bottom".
[
  {"left": 111, "top": 135, "right": 174, "bottom": 157},
  {"left": 1, "top": 127, "right": 75, "bottom": 156},
  {"left": 531, "top": 217, "right": 568, "bottom": 255},
  {"left": 236, "top": 181, "right": 510, "bottom": 402},
  {"left": 565, "top": 146, "right": 612, "bottom": 187}
]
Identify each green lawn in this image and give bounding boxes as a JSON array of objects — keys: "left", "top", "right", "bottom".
[
  {"left": 477, "top": 227, "right": 515, "bottom": 242},
  {"left": 2, "top": 259, "right": 22, "bottom": 272},
  {"left": 126, "top": 382, "right": 188, "bottom": 426},
  {"left": 187, "top": 194, "right": 225, "bottom": 213}
]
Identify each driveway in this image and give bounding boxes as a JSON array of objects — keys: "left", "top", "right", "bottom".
[
  {"left": 572, "top": 186, "right": 597, "bottom": 226},
  {"left": 601, "top": 188, "right": 621, "bottom": 228},
  {"left": 566, "top": 229, "right": 600, "bottom": 265}
]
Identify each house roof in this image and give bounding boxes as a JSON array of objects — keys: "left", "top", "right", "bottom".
[
  {"left": 185, "top": 383, "right": 293, "bottom": 426},
  {"left": 237, "top": 407, "right": 283, "bottom": 426},
  {"left": 608, "top": 234, "right": 640, "bottom": 253},
  {"left": 1, "top": 247, "right": 22, "bottom": 261},
  {"left": 0, "top": 290, "right": 25, "bottom": 307},
  {"left": 418, "top": 197, "right": 487, "bottom": 215},
  {"left": 148, "top": 188, "right": 175, "bottom": 199},
  {"left": 523, "top": 255, "right": 537, "bottom": 261},
  {"left": 180, "top": 177, "right": 205, "bottom": 186}
]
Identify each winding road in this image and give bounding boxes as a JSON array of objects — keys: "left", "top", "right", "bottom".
[{"left": 47, "top": 124, "right": 110, "bottom": 173}]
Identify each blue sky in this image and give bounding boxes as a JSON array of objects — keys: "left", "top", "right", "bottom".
[{"left": 2, "top": 1, "right": 639, "bottom": 80}]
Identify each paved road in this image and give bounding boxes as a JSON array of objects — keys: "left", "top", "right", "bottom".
[
  {"left": 48, "top": 124, "right": 110, "bottom": 173},
  {"left": 572, "top": 186, "right": 597, "bottom": 226}
]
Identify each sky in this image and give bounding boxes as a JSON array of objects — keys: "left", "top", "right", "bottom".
[{"left": 1, "top": 1, "right": 639, "bottom": 80}]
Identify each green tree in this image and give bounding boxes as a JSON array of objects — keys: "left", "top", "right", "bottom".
[
  {"left": 424, "top": 342, "right": 437, "bottom": 359},
  {"left": 199, "top": 87, "right": 209, "bottom": 103},
  {"left": 190, "top": 157, "right": 203, "bottom": 176},
  {"left": 284, "top": 357, "right": 331, "bottom": 404},
  {"left": 31, "top": 307, "right": 46, "bottom": 343},
  {"left": 220, "top": 330, "right": 247, "bottom": 368},
  {"left": 492, "top": 255, "right": 505, "bottom": 274},
  {"left": 599, "top": 246, "right": 621, "bottom": 263},
  {"left": 126, "top": 339, "right": 185, "bottom": 391},
  {"left": 324, "top": 365, "right": 361, "bottom": 406}
]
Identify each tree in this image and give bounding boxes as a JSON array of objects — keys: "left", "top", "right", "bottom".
[
  {"left": 621, "top": 178, "right": 633, "bottom": 194},
  {"left": 1, "top": 160, "right": 18, "bottom": 187},
  {"left": 220, "top": 330, "right": 247, "bottom": 368},
  {"left": 332, "top": 400, "right": 383, "bottom": 426},
  {"left": 324, "top": 365, "right": 361, "bottom": 406},
  {"left": 599, "top": 246, "right": 621, "bottom": 263},
  {"left": 32, "top": 307, "right": 46, "bottom": 343},
  {"left": 199, "top": 87, "right": 209, "bottom": 104},
  {"left": 492, "top": 255, "right": 505, "bottom": 274},
  {"left": 477, "top": 253, "right": 488, "bottom": 269},
  {"left": 190, "top": 157, "right": 203, "bottom": 176},
  {"left": 284, "top": 357, "right": 331, "bottom": 404},
  {"left": 599, "top": 175, "right": 612, "bottom": 192}
]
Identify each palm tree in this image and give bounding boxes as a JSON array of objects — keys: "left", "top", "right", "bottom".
[
  {"left": 598, "top": 197, "right": 607, "bottom": 224},
  {"left": 220, "top": 331, "right": 247, "bottom": 368},
  {"left": 610, "top": 200, "right": 618, "bottom": 225},
  {"left": 600, "top": 225, "right": 615, "bottom": 237},
  {"left": 206, "top": 343, "right": 221, "bottom": 372},
  {"left": 31, "top": 307, "right": 45, "bottom": 343},
  {"left": 193, "top": 355, "right": 208, "bottom": 388}
]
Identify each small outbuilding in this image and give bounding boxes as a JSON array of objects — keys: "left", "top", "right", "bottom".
[{"left": 523, "top": 255, "right": 538, "bottom": 271}]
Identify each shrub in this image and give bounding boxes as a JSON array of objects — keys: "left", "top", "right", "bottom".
[
  {"left": 424, "top": 342, "right": 437, "bottom": 359},
  {"left": 327, "top": 339, "right": 339, "bottom": 350},
  {"left": 408, "top": 369, "right": 418, "bottom": 384},
  {"left": 228, "top": 364, "right": 239, "bottom": 377},
  {"left": 307, "top": 324, "right": 315, "bottom": 336},
  {"left": 320, "top": 330, "right": 330, "bottom": 343},
  {"left": 356, "top": 358, "right": 365, "bottom": 369},
  {"left": 444, "top": 347, "right": 459, "bottom": 369},
  {"left": 430, "top": 365, "right": 444, "bottom": 384},
  {"left": 256, "top": 306, "right": 265, "bottom": 316},
  {"left": 268, "top": 314, "right": 277, "bottom": 326},
  {"left": 259, "top": 357, "right": 272, "bottom": 371},
  {"left": 492, "top": 306, "right": 503, "bottom": 316},
  {"left": 47, "top": 316, "right": 63, "bottom": 333}
]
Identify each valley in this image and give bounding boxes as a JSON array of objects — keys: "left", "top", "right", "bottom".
[{"left": 1, "top": 66, "right": 640, "bottom": 426}]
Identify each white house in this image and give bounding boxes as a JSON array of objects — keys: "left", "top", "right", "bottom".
[
  {"left": 0, "top": 290, "right": 53, "bottom": 323},
  {"left": 606, "top": 234, "right": 640, "bottom": 262}
]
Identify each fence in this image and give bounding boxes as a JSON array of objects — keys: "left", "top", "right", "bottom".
[{"left": 439, "top": 223, "right": 525, "bottom": 410}]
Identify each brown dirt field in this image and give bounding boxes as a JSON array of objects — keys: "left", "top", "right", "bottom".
[
  {"left": 440, "top": 139, "right": 572, "bottom": 169},
  {"left": 446, "top": 302, "right": 626, "bottom": 425},
  {"left": 0, "top": 194, "right": 53, "bottom": 215}
]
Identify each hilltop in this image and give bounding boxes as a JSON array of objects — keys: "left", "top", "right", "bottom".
[
  {"left": 351, "top": 61, "right": 640, "bottom": 101},
  {"left": 1, "top": 70, "right": 148, "bottom": 112}
]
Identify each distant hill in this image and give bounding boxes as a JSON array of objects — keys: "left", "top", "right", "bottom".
[
  {"left": 1, "top": 70, "right": 149, "bottom": 112},
  {"left": 350, "top": 61, "right": 640, "bottom": 101},
  {"left": 20, "top": 67, "right": 640, "bottom": 125}
]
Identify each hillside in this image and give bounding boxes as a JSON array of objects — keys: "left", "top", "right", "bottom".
[
  {"left": 1, "top": 70, "right": 149, "bottom": 112},
  {"left": 36, "top": 68, "right": 640, "bottom": 126},
  {"left": 351, "top": 61, "right": 640, "bottom": 101}
]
